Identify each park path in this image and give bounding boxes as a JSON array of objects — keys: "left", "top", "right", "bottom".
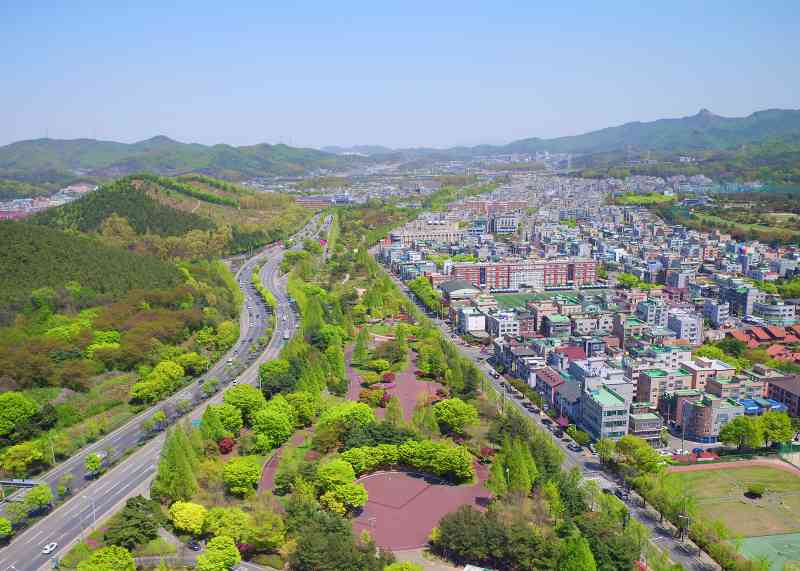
[
  {"left": 258, "top": 430, "right": 309, "bottom": 494},
  {"left": 345, "top": 341, "right": 443, "bottom": 421}
]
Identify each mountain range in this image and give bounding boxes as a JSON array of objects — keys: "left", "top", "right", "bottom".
[
  {"left": 1, "top": 108, "right": 799, "bottom": 194},
  {"left": 325, "top": 108, "right": 800, "bottom": 157}
]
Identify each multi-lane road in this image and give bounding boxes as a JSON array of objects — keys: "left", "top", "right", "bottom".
[{"left": 0, "top": 216, "right": 320, "bottom": 571}]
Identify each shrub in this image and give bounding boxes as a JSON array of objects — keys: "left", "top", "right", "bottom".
[
  {"left": 358, "top": 388, "right": 384, "bottom": 407},
  {"left": 746, "top": 483, "right": 766, "bottom": 498},
  {"left": 360, "top": 371, "right": 380, "bottom": 387},
  {"left": 218, "top": 437, "right": 235, "bottom": 454}
]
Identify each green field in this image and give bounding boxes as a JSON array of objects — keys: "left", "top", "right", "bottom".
[{"left": 670, "top": 465, "right": 800, "bottom": 569}]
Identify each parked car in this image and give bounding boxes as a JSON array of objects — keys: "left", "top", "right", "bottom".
[
  {"left": 568, "top": 443, "right": 582, "bottom": 452},
  {"left": 187, "top": 540, "right": 202, "bottom": 552}
]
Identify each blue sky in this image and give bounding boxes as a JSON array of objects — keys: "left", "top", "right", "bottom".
[{"left": 1, "top": 1, "right": 798, "bottom": 148}]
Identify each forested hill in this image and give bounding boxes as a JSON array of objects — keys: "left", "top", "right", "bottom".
[
  {"left": 0, "top": 136, "right": 361, "bottom": 193},
  {"left": 0, "top": 220, "right": 182, "bottom": 318},
  {"left": 501, "top": 108, "right": 800, "bottom": 154},
  {"left": 29, "top": 177, "right": 215, "bottom": 236},
  {"left": 28, "top": 174, "right": 311, "bottom": 256}
]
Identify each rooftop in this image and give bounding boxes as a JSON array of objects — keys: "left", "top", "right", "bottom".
[
  {"left": 630, "top": 412, "right": 661, "bottom": 421},
  {"left": 589, "top": 385, "right": 627, "bottom": 407}
]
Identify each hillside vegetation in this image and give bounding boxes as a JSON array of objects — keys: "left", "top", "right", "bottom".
[
  {"left": 0, "top": 136, "right": 362, "bottom": 195},
  {"left": 0, "top": 221, "right": 182, "bottom": 318},
  {"left": 30, "top": 174, "right": 311, "bottom": 255}
]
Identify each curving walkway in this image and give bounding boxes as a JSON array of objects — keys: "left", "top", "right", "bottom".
[
  {"left": 258, "top": 430, "right": 309, "bottom": 494},
  {"left": 345, "top": 344, "right": 443, "bottom": 421}
]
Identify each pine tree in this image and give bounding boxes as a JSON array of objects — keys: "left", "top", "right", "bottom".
[
  {"left": 353, "top": 328, "right": 369, "bottom": 365},
  {"left": 506, "top": 439, "right": 532, "bottom": 494},
  {"left": 558, "top": 535, "right": 597, "bottom": 571},
  {"left": 201, "top": 406, "right": 226, "bottom": 443},
  {"left": 385, "top": 396, "right": 404, "bottom": 427},
  {"left": 486, "top": 453, "right": 508, "bottom": 497}
]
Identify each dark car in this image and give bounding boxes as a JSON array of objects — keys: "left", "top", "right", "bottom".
[
  {"left": 554, "top": 430, "right": 564, "bottom": 438},
  {"left": 541, "top": 418, "right": 552, "bottom": 426},
  {"left": 187, "top": 540, "right": 202, "bottom": 552}
]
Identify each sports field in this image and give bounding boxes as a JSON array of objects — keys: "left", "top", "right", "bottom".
[
  {"left": 669, "top": 464, "right": 800, "bottom": 537},
  {"left": 669, "top": 462, "right": 800, "bottom": 569}
]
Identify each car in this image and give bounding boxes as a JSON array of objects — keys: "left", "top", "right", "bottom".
[
  {"left": 531, "top": 406, "right": 540, "bottom": 413},
  {"left": 42, "top": 542, "right": 58, "bottom": 554},
  {"left": 568, "top": 443, "right": 582, "bottom": 452},
  {"left": 231, "top": 379, "right": 239, "bottom": 386},
  {"left": 673, "top": 448, "right": 689, "bottom": 455},
  {"left": 657, "top": 449, "right": 673, "bottom": 456},
  {"left": 614, "top": 488, "right": 628, "bottom": 500},
  {"left": 187, "top": 540, "right": 202, "bottom": 552},
  {"left": 561, "top": 436, "right": 571, "bottom": 443},
  {"left": 541, "top": 418, "right": 552, "bottom": 426},
  {"left": 554, "top": 430, "right": 564, "bottom": 438}
]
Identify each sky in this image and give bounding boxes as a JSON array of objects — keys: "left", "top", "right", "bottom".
[{"left": 2, "top": 1, "right": 799, "bottom": 149}]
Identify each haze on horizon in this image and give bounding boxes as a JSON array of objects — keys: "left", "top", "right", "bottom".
[{"left": 2, "top": 1, "right": 799, "bottom": 150}]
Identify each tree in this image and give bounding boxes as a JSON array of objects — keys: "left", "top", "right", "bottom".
[
  {"left": 77, "top": 545, "right": 135, "bottom": 571},
  {"left": 24, "top": 483, "right": 53, "bottom": 512},
  {"left": 317, "top": 458, "right": 356, "bottom": 490},
  {"left": 558, "top": 535, "right": 597, "bottom": 571},
  {"left": 151, "top": 426, "right": 198, "bottom": 503},
  {"left": 0, "top": 392, "right": 38, "bottom": 438},
  {"left": 223, "top": 384, "right": 266, "bottom": 425},
  {"left": 104, "top": 495, "right": 161, "bottom": 550},
  {"left": 385, "top": 563, "right": 422, "bottom": 571},
  {"left": 353, "top": 327, "right": 369, "bottom": 365},
  {"left": 486, "top": 453, "right": 509, "bottom": 497},
  {"left": 384, "top": 396, "right": 404, "bottom": 427},
  {"left": 212, "top": 403, "right": 244, "bottom": 435},
  {"left": 286, "top": 391, "right": 317, "bottom": 426},
  {"left": 259, "top": 358, "right": 295, "bottom": 396},
  {"left": 596, "top": 438, "right": 616, "bottom": 464},
  {"left": 762, "top": 410, "right": 794, "bottom": 446},
  {"left": 169, "top": 501, "right": 207, "bottom": 535},
  {"left": 0, "top": 516, "right": 12, "bottom": 540},
  {"left": 196, "top": 535, "right": 241, "bottom": 571},
  {"left": 85, "top": 453, "right": 102, "bottom": 475},
  {"left": 223, "top": 456, "right": 261, "bottom": 496},
  {"left": 245, "top": 497, "right": 286, "bottom": 551},
  {"left": 433, "top": 398, "right": 478, "bottom": 435},
  {"left": 719, "top": 415, "right": 764, "bottom": 450},
  {"left": 542, "top": 479, "right": 565, "bottom": 525},
  {"left": 204, "top": 507, "right": 252, "bottom": 543},
  {"left": 252, "top": 407, "right": 294, "bottom": 450},
  {"left": 201, "top": 405, "right": 228, "bottom": 443}
]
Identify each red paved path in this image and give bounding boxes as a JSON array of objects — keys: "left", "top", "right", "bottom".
[
  {"left": 258, "top": 430, "right": 308, "bottom": 493},
  {"left": 345, "top": 344, "right": 443, "bottom": 421},
  {"left": 352, "top": 465, "right": 491, "bottom": 550}
]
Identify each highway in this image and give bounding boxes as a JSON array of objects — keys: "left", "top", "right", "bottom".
[
  {"left": 387, "top": 269, "right": 718, "bottom": 571},
  {"left": 0, "top": 215, "right": 321, "bottom": 571}
]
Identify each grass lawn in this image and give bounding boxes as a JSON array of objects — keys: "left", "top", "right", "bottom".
[
  {"left": 693, "top": 213, "right": 800, "bottom": 240},
  {"left": 668, "top": 466, "right": 800, "bottom": 537}
]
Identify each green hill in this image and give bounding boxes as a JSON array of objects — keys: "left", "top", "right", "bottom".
[
  {"left": 29, "top": 174, "right": 311, "bottom": 254},
  {"left": 503, "top": 108, "right": 800, "bottom": 154},
  {"left": 0, "top": 136, "right": 360, "bottom": 193},
  {"left": 29, "top": 177, "right": 215, "bottom": 236},
  {"left": 0, "top": 220, "right": 182, "bottom": 317}
]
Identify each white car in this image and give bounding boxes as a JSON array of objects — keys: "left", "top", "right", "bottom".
[{"left": 42, "top": 542, "right": 58, "bottom": 554}]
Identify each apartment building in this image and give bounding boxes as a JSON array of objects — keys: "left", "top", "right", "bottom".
[
  {"left": 703, "top": 299, "right": 730, "bottom": 328},
  {"left": 667, "top": 311, "right": 704, "bottom": 346},
  {"left": 579, "top": 386, "right": 630, "bottom": 441},
  {"left": 637, "top": 368, "right": 692, "bottom": 406},
  {"left": 390, "top": 220, "right": 464, "bottom": 246},
  {"left": 681, "top": 357, "right": 736, "bottom": 392},
  {"left": 767, "top": 377, "right": 800, "bottom": 416},
  {"left": 629, "top": 412, "right": 663, "bottom": 447},
  {"left": 682, "top": 394, "right": 744, "bottom": 443}
]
